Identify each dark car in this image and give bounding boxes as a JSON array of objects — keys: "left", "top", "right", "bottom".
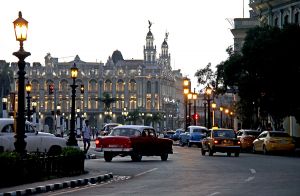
[
  {"left": 201, "top": 128, "right": 241, "bottom": 157},
  {"left": 172, "top": 129, "right": 184, "bottom": 141},
  {"left": 95, "top": 125, "right": 173, "bottom": 162},
  {"left": 164, "top": 130, "right": 176, "bottom": 139},
  {"left": 236, "top": 129, "right": 261, "bottom": 151}
]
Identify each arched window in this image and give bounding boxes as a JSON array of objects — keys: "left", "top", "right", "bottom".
[
  {"left": 129, "top": 79, "right": 136, "bottom": 91},
  {"left": 295, "top": 12, "right": 299, "bottom": 24},
  {"left": 104, "top": 79, "right": 112, "bottom": 92},
  {"left": 147, "top": 81, "right": 151, "bottom": 94},
  {"left": 116, "top": 79, "right": 124, "bottom": 92}
]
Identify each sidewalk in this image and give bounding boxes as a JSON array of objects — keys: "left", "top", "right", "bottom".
[{"left": 0, "top": 159, "right": 113, "bottom": 196}]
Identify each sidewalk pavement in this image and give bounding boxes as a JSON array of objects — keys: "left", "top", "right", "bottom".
[{"left": 0, "top": 158, "right": 113, "bottom": 196}]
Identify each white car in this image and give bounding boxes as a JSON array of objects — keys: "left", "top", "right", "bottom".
[{"left": 0, "top": 118, "right": 67, "bottom": 155}]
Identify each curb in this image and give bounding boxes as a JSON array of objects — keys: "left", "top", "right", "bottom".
[{"left": 0, "top": 173, "right": 113, "bottom": 196}]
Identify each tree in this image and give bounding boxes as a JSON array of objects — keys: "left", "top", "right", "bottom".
[
  {"left": 216, "top": 24, "right": 300, "bottom": 127},
  {"left": 97, "top": 93, "right": 119, "bottom": 112},
  {"left": 126, "top": 109, "right": 141, "bottom": 124}
]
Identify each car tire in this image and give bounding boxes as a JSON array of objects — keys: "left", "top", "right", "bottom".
[
  {"left": 161, "top": 153, "right": 168, "bottom": 161},
  {"left": 235, "top": 152, "right": 239, "bottom": 157},
  {"left": 131, "top": 152, "right": 142, "bottom": 162},
  {"left": 252, "top": 145, "right": 256, "bottom": 154},
  {"left": 227, "top": 152, "right": 231, "bottom": 157},
  {"left": 263, "top": 145, "right": 268, "bottom": 155},
  {"left": 179, "top": 139, "right": 184, "bottom": 147},
  {"left": 47, "top": 145, "right": 62, "bottom": 156},
  {"left": 208, "top": 148, "right": 213, "bottom": 156},
  {"left": 104, "top": 152, "right": 113, "bottom": 162},
  {"left": 201, "top": 148, "right": 206, "bottom": 156}
]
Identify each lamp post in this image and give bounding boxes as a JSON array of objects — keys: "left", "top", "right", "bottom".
[
  {"left": 13, "top": 11, "right": 31, "bottom": 154},
  {"left": 183, "top": 77, "right": 190, "bottom": 131},
  {"left": 192, "top": 89, "right": 197, "bottom": 125},
  {"left": 220, "top": 106, "right": 223, "bottom": 128},
  {"left": 187, "top": 93, "right": 193, "bottom": 128},
  {"left": 31, "top": 100, "right": 37, "bottom": 125},
  {"left": 211, "top": 102, "right": 216, "bottom": 127},
  {"left": 76, "top": 107, "right": 81, "bottom": 138},
  {"left": 205, "top": 85, "right": 212, "bottom": 129},
  {"left": 56, "top": 103, "right": 62, "bottom": 137},
  {"left": 225, "top": 108, "right": 229, "bottom": 128},
  {"left": 67, "top": 63, "right": 78, "bottom": 146},
  {"left": 2, "top": 97, "right": 8, "bottom": 118},
  {"left": 25, "top": 81, "right": 32, "bottom": 122}
]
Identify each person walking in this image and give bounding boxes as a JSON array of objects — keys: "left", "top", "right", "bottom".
[{"left": 82, "top": 120, "right": 91, "bottom": 154}]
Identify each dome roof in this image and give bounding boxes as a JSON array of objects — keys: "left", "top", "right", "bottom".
[
  {"left": 112, "top": 50, "right": 124, "bottom": 64},
  {"left": 162, "top": 40, "right": 168, "bottom": 47},
  {"left": 147, "top": 30, "right": 153, "bottom": 38}
]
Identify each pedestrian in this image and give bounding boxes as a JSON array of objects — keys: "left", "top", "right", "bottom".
[{"left": 82, "top": 120, "right": 91, "bottom": 154}]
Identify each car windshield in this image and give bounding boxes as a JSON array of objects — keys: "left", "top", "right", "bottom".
[
  {"left": 193, "top": 128, "right": 207, "bottom": 133},
  {"left": 245, "top": 131, "right": 260, "bottom": 136},
  {"left": 270, "top": 132, "right": 290, "bottom": 137},
  {"left": 110, "top": 128, "right": 140, "bottom": 137},
  {"left": 213, "top": 130, "right": 236, "bottom": 138}
]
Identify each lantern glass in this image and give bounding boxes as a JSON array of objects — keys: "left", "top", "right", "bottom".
[
  {"left": 13, "top": 11, "right": 28, "bottom": 41},
  {"left": 2, "top": 97, "right": 7, "bottom": 103},
  {"left": 192, "top": 93, "right": 197, "bottom": 100},
  {"left": 25, "top": 82, "right": 32, "bottom": 93},
  {"left": 183, "top": 88, "right": 189, "bottom": 95},
  {"left": 220, "top": 106, "right": 224, "bottom": 112},
  {"left": 187, "top": 93, "right": 193, "bottom": 100},
  {"left": 212, "top": 102, "right": 217, "bottom": 109},
  {"left": 57, "top": 104, "right": 61, "bottom": 110},
  {"left": 183, "top": 78, "right": 189, "bottom": 87},
  {"left": 205, "top": 86, "right": 212, "bottom": 95},
  {"left": 71, "top": 64, "right": 78, "bottom": 79}
]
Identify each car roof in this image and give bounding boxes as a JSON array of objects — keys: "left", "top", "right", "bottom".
[
  {"left": 113, "top": 125, "right": 154, "bottom": 131},
  {"left": 188, "top": 126, "right": 208, "bottom": 130},
  {"left": 210, "top": 128, "right": 234, "bottom": 131}
]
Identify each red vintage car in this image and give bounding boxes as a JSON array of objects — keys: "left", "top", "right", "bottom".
[{"left": 95, "top": 125, "right": 173, "bottom": 162}]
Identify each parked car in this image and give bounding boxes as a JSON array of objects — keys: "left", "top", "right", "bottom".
[
  {"left": 236, "top": 129, "right": 261, "bottom": 151},
  {"left": 179, "top": 126, "right": 208, "bottom": 147},
  {"left": 164, "top": 130, "right": 175, "bottom": 139},
  {"left": 95, "top": 125, "right": 173, "bottom": 162},
  {"left": 99, "top": 123, "right": 121, "bottom": 136},
  {"left": 0, "top": 118, "right": 67, "bottom": 155},
  {"left": 252, "top": 131, "right": 295, "bottom": 155},
  {"left": 201, "top": 128, "right": 241, "bottom": 157},
  {"left": 172, "top": 129, "right": 184, "bottom": 141}
]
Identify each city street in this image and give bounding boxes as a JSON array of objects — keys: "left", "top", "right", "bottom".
[{"left": 43, "top": 144, "right": 300, "bottom": 196}]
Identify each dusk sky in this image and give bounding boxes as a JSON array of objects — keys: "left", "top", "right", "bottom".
[{"left": 0, "top": 0, "right": 249, "bottom": 90}]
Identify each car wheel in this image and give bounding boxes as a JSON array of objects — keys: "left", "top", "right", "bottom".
[
  {"left": 131, "top": 152, "right": 142, "bottom": 162},
  {"left": 47, "top": 145, "right": 62, "bottom": 156},
  {"left": 104, "top": 152, "right": 113, "bottom": 162},
  {"left": 227, "top": 152, "right": 231, "bottom": 157},
  {"left": 208, "top": 148, "right": 213, "bottom": 156},
  {"left": 179, "top": 139, "right": 184, "bottom": 147},
  {"left": 252, "top": 145, "right": 256, "bottom": 154},
  {"left": 201, "top": 148, "right": 206, "bottom": 156},
  {"left": 161, "top": 153, "right": 168, "bottom": 161},
  {"left": 263, "top": 145, "right": 268, "bottom": 155},
  {"left": 235, "top": 152, "right": 239, "bottom": 157}
]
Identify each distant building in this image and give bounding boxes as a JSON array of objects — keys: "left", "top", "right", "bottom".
[
  {"left": 8, "top": 23, "right": 186, "bottom": 133},
  {"left": 230, "top": 0, "right": 300, "bottom": 136}
]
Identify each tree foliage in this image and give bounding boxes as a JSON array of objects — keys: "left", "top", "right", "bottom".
[{"left": 216, "top": 24, "right": 300, "bottom": 127}]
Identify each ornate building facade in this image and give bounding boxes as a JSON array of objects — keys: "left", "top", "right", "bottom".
[{"left": 9, "top": 24, "right": 185, "bottom": 133}]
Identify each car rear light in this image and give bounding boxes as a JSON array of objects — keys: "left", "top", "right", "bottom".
[
  {"left": 95, "top": 139, "right": 100, "bottom": 145},
  {"left": 214, "top": 140, "right": 219, "bottom": 144},
  {"left": 238, "top": 141, "right": 241, "bottom": 145}
]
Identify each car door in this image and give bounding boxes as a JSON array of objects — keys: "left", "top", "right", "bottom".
[
  {"left": 25, "top": 123, "right": 41, "bottom": 152},
  {"left": 256, "top": 132, "right": 267, "bottom": 151}
]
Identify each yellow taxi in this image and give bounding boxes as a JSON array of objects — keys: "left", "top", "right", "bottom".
[
  {"left": 252, "top": 131, "right": 295, "bottom": 154},
  {"left": 201, "top": 127, "right": 241, "bottom": 157}
]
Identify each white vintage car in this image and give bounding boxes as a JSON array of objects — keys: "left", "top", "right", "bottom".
[{"left": 0, "top": 118, "right": 67, "bottom": 155}]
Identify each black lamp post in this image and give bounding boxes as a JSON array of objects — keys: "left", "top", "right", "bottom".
[
  {"left": 192, "top": 88, "right": 197, "bottom": 125},
  {"left": 67, "top": 63, "right": 78, "bottom": 146},
  {"left": 25, "top": 81, "right": 32, "bottom": 122},
  {"left": 183, "top": 77, "right": 190, "bottom": 131},
  {"left": 205, "top": 85, "right": 212, "bottom": 129},
  {"left": 220, "top": 106, "right": 223, "bottom": 128},
  {"left": 13, "top": 11, "right": 31, "bottom": 154}
]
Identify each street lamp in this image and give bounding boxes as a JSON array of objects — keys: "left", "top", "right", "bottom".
[
  {"left": 76, "top": 107, "right": 81, "bottom": 138},
  {"left": 67, "top": 63, "right": 78, "bottom": 146},
  {"left": 225, "top": 108, "right": 229, "bottom": 128},
  {"left": 2, "top": 97, "right": 8, "bottom": 118},
  {"left": 13, "top": 11, "right": 31, "bottom": 154},
  {"left": 205, "top": 85, "right": 213, "bottom": 129},
  {"left": 192, "top": 89, "right": 197, "bottom": 125},
  {"left": 25, "top": 81, "right": 32, "bottom": 122},
  {"left": 220, "top": 106, "right": 224, "bottom": 128},
  {"left": 56, "top": 103, "right": 62, "bottom": 137},
  {"left": 187, "top": 92, "right": 193, "bottom": 128},
  {"left": 211, "top": 102, "right": 216, "bottom": 127},
  {"left": 183, "top": 77, "right": 190, "bottom": 131},
  {"left": 31, "top": 100, "right": 37, "bottom": 125}
]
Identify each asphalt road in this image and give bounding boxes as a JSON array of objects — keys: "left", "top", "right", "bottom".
[{"left": 42, "top": 143, "right": 300, "bottom": 196}]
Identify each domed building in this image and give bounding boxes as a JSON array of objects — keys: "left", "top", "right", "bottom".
[{"left": 8, "top": 22, "right": 185, "bottom": 134}]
